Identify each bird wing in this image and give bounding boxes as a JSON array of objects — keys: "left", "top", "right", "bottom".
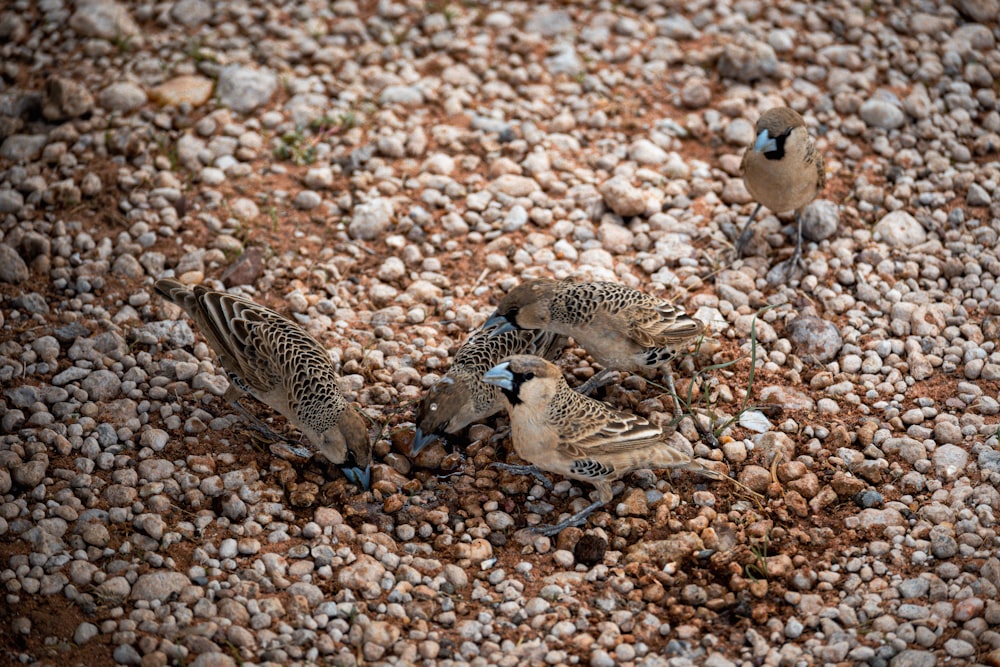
[
  {"left": 193, "top": 290, "right": 290, "bottom": 392},
  {"left": 622, "top": 300, "right": 704, "bottom": 348},
  {"left": 555, "top": 394, "right": 664, "bottom": 460}
]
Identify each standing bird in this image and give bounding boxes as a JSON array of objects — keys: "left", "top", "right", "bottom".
[
  {"left": 484, "top": 279, "right": 704, "bottom": 415},
  {"left": 483, "top": 355, "right": 749, "bottom": 536},
  {"left": 412, "top": 321, "right": 565, "bottom": 454},
  {"left": 737, "top": 107, "right": 826, "bottom": 274},
  {"left": 154, "top": 279, "right": 372, "bottom": 487}
]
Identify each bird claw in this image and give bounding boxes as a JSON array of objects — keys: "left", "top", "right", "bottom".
[
  {"left": 574, "top": 369, "right": 619, "bottom": 396},
  {"left": 490, "top": 462, "right": 553, "bottom": 490},
  {"left": 342, "top": 464, "right": 372, "bottom": 490},
  {"left": 269, "top": 441, "right": 313, "bottom": 461},
  {"left": 530, "top": 498, "right": 606, "bottom": 536}
]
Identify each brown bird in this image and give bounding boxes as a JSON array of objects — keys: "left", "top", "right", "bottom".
[
  {"left": 738, "top": 107, "right": 826, "bottom": 274},
  {"left": 412, "top": 320, "right": 566, "bottom": 454},
  {"left": 485, "top": 279, "right": 704, "bottom": 414},
  {"left": 483, "top": 355, "right": 749, "bottom": 536},
  {"left": 154, "top": 279, "right": 372, "bottom": 487}
]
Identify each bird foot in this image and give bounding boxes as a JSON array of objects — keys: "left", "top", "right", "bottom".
[
  {"left": 531, "top": 499, "right": 606, "bottom": 536},
  {"left": 342, "top": 464, "right": 372, "bottom": 490},
  {"left": 575, "top": 369, "right": 619, "bottom": 396},
  {"left": 766, "top": 254, "right": 805, "bottom": 285},
  {"left": 269, "top": 441, "right": 313, "bottom": 461},
  {"left": 490, "top": 463, "right": 553, "bottom": 490},
  {"left": 489, "top": 426, "right": 510, "bottom": 445},
  {"left": 734, "top": 227, "right": 754, "bottom": 260}
]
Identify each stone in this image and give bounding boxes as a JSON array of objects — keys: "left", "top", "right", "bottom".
[
  {"left": 860, "top": 99, "right": 906, "bottom": 129},
  {"left": 149, "top": 75, "right": 214, "bottom": 107},
  {"left": 216, "top": 65, "right": 277, "bottom": 114},
  {"left": 599, "top": 176, "right": 652, "bottom": 217},
  {"left": 0, "top": 134, "right": 49, "bottom": 163},
  {"left": 131, "top": 572, "right": 190, "bottom": 601},
  {"left": 800, "top": 200, "right": 838, "bottom": 242},
  {"left": 786, "top": 315, "right": 843, "bottom": 364},
  {"left": 69, "top": 0, "right": 140, "bottom": 39},
  {"left": 221, "top": 247, "right": 265, "bottom": 287},
  {"left": 81, "top": 370, "right": 121, "bottom": 401},
  {"left": 624, "top": 532, "right": 703, "bottom": 566},
  {"left": 932, "top": 444, "right": 968, "bottom": 481},
  {"left": 379, "top": 85, "right": 424, "bottom": 105},
  {"left": 348, "top": 198, "right": 394, "bottom": 240},
  {"left": 42, "top": 77, "right": 95, "bottom": 121},
  {"left": 0, "top": 244, "right": 29, "bottom": 283},
  {"left": 98, "top": 82, "right": 146, "bottom": 112},
  {"left": 0, "top": 189, "right": 24, "bottom": 214},
  {"left": 718, "top": 34, "right": 778, "bottom": 81},
  {"left": 169, "top": 0, "right": 213, "bottom": 27}
]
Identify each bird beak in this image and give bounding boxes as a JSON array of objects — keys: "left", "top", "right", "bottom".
[
  {"left": 483, "top": 362, "right": 514, "bottom": 391},
  {"left": 484, "top": 314, "right": 516, "bottom": 337},
  {"left": 754, "top": 128, "right": 777, "bottom": 154},
  {"left": 342, "top": 464, "right": 371, "bottom": 490},
  {"left": 411, "top": 427, "right": 438, "bottom": 455}
]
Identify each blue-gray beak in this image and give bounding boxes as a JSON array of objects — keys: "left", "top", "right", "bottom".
[
  {"left": 343, "top": 464, "right": 371, "bottom": 490},
  {"left": 484, "top": 315, "right": 517, "bottom": 337},
  {"left": 411, "top": 427, "right": 439, "bottom": 455},
  {"left": 483, "top": 362, "right": 514, "bottom": 391},
  {"left": 754, "top": 128, "right": 777, "bottom": 154}
]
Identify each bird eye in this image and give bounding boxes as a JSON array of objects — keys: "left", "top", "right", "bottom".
[
  {"left": 430, "top": 403, "right": 438, "bottom": 412},
  {"left": 524, "top": 372, "right": 534, "bottom": 380}
]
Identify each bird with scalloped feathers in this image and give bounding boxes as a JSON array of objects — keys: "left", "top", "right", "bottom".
[
  {"left": 483, "top": 355, "right": 752, "bottom": 536},
  {"left": 737, "top": 106, "right": 826, "bottom": 275},
  {"left": 484, "top": 278, "right": 704, "bottom": 415},
  {"left": 412, "top": 320, "right": 566, "bottom": 454},
  {"left": 154, "top": 279, "right": 371, "bottom": 488}
]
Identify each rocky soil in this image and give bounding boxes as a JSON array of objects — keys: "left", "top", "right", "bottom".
[{"left": 2, "top": 0, "right": 1000, "bottom": 665}]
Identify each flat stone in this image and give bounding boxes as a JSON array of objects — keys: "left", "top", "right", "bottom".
[
  {"left": 149, "top": 75, "right": 214, "bottom": 107},
  {"left": 0, "top": 244, "right": 29, "bottom": 283},
  {"left": 98, "top": 82, "right": 147, "bottom": 112},
  {"left": 786, "top": 315, "right": 843, "bottom": 364},
  {"left": 216, "top": 65, "right": 277, "bottom": 114},
  {"left": 130, "top": 572, "right": 190, "bottom": 601},
  {"left": 877, "top": 210, "right": 925, "bottom": 247},
  {"left": 0, "top": 134, "right": 48, "bottom": 163},
  {"left": 69, "top": 0, "right": 140, "bottom": 39}
]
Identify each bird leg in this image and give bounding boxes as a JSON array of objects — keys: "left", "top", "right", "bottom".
[
  {"left": 532, "top": 499, "right": 607, "bottom": 537},
  {"left": 575, "top": 368, "right": 619, "bottom": 396},
  {"left": 490, "top": 462, "right": 554, "bottom": 490},
  {"left": 734, "top": 203, "right": 763, "bottom": 258},
  {"left": 662, "top": 365, "right": 684, "bottom": 419},
  {"left": 228, "top": 398, "right": 288, "bottom": 443},
  {"left": 771, "top": 212, "right": 806, "bottom": 283}
]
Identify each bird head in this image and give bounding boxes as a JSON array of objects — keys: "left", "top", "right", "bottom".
[
  {"left": 483, "top": 354, "right": 562, "bottom": 407},
  {"left": 753, "top": 107, "right": 805, "bottom": 161},
  {"left": 318, "top": 408, "right": 372, "bottom": 488},
  {"left": 412, "top": 376, "right": 471, "bottom": 454},
  {"left": 484, "top": 280, "right": 555, "bottom": 336}
]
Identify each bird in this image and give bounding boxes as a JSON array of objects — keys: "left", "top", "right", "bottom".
[
  {"left": 484, "top": 279, "right": 705, "bottom": 415},
  {"left": 154, "top": 278, "right": 372, "bottom": 488},
  {"left": 737, "top": 106, "right": 826, "bottom": 275},
  {"left": 412, "top": 320, "right": 566, "bottom": 454},
  {"left": 483, "top": 355, "right": 752, "bottom": 536}
]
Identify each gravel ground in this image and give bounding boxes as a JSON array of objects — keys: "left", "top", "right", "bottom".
[{"left": 2, "top": 0, "right": 1000, "bottom": 665}]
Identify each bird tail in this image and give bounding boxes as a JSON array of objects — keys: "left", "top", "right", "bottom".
[{"left": 154, "top": 278, "right": 199, "bottom": 317}]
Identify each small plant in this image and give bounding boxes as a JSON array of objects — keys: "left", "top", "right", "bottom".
[
  {"left": 273, "top": 128, "right": 317, "bottom": 165},
  {"left": 670, "top": 305, "right": 775, "bottom": 447},
  {"left": 744, "top": 533, "right": 770, "bottom": 581}
]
